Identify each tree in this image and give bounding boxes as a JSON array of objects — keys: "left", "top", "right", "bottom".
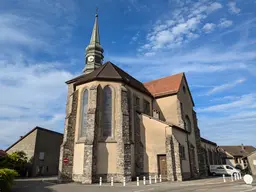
[{"left": 0, "top": 151, "right": 28, "bottom": 176}]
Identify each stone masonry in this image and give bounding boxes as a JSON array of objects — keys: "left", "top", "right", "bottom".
[
  {"left": 176, "top": 100, "right": 184, "bottom": 128},
  {"left": 165, "top": 135, "right": 182, "bottom": 181},
  {"left": 192, "top": 111, "right": 207, "bottom": 177},
  {"left": 115, "top": 86, "right": 132, "bottom": 182},
  {"left": 134, "top": 95, "right": 144, "bottom": 177},
  {"left": 171, "top": 135, "right": 182, "bottom": 181},
  {"left": 82, "top": 85, "right": 98, "bottom": 184},
  {"left": 166, "top": 135, "right": 174, "bottom": 181},
  {"left": 58, "top": 84, "right": 78, "bottom": 182}
]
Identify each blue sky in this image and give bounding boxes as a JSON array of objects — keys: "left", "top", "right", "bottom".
[{"left": 0, "top": 0, "right": 256, "bottom": 149}]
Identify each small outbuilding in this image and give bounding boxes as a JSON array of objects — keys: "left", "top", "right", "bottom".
[{"left": 5, "top": 126, "right": 63, "bottom": 177}]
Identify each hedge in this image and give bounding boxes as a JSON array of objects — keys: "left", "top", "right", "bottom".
[{"left": 0, "top": 168, "right": 19, "bottom": 192}]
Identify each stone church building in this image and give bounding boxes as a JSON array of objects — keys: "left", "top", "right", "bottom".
[{"left": 58, "top": 14, "right": 215, "bottom": 184}]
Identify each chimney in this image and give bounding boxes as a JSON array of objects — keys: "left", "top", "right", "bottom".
[{"left": 241, "top": 144, "right": 245, "bottom": 151}]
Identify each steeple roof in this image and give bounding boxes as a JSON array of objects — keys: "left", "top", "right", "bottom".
[
  {"left": 89, "top": 13, "right": 101, "bottom": 46},
  {"left": 66, "top": 61, "right": 153, "bottom": 97}
]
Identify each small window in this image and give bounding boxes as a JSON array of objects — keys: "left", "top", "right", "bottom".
[
  {"left": 143, "top": 100, "right": 150, "bottom": 115},
  {"left": 180, "top": 102, "right": 183, "bottom": 116},
  {"left": 39, "top": 152, "right": 45, "bottom": 160},
  {"left": 183, "top": 86, "right": 186, "bottom": 94},
  {"left": 153, "top": 110, "right": 160, "bottom": 119},
  {"left": 185, "top": 115, "right": 192, "bottom": 133},
  {"left": 135, "top": 96, "right": 140, "bottom": 110},
  {"left": 179, "top": 145, "right": 186, "bottom": 160}
]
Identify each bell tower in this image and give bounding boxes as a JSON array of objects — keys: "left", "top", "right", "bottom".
[{"left": 83, "top": 11, "right": 104, "bottom": 74}]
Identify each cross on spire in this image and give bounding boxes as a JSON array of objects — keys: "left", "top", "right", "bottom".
[{"left": 96, "top": 7, "right": 99, "bottom": 16}]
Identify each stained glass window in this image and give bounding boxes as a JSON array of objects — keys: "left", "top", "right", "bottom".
[{"left": 102, "top": 86, "right": 112, "bottom": 137}]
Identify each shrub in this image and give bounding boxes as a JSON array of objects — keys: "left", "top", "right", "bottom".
[
  {"left": 0, "top": 151, "right": 28, "bottom": 176},
  {"left": 0, "top": 168, "right": 19, "bottom": 192}
]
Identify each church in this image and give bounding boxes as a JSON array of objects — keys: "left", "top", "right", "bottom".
[{"left": 58, "top": 13, "right": 218, "bottom": 184}]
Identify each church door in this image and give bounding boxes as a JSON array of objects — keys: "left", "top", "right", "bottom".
[{"left": 158, "top": 155, "right": 167, "bottom": 180}]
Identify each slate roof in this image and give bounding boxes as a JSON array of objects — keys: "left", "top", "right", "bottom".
[
  {"left": 66, "top": 61, "right": 153, "bottom": 97},
  {"left": 220, "top": 146, "right": 256, "bottom": 157},
  {"left": 201, "top": 137, "right": 217, "bottom": 146}
]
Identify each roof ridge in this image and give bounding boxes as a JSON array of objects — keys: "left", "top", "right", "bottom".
[
  {"left": 95, "top": 62, "right": 110, "bottom": 77},
  {"left": 144, "top": 72, "right": 184, "bottom": 84},
  {"left": 107, "top": 61, "right": 145, "bottom": 85},
  {"left": 5, "top": 126, "right": 63, "bottom": 152}
]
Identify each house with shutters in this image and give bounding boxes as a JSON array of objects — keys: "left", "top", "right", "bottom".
[{"left": 58, "top": 13, "right": 222, "bottom": 184}]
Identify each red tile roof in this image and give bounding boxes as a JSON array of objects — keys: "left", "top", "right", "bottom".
[{"left": 144, "top": 73, "right": 184, "bottom": 98}]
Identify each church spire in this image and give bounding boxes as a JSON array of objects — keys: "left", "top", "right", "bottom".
[
  {"left": 83, "top": 10, "right": 104, "bottom": 74},
  {"left": 90, "top": 10, "right": 100, "bottom": 45}
]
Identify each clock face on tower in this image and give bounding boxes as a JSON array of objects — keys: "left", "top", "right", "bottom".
[{"left": 88, "top": 56, "right": 95, "bottom": 62}]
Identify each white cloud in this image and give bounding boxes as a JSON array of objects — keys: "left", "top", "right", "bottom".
[
  {"left": 206, "top": 78, "right": 246, "bottom": 95},
  {"left": 198, "top": 105, "right": 256, "bottom": 145},
  {"left": 0, "top": 59, "right": 75, "bottom": 149},
  {"left": 144, "top": 52, "right": 156, "bottom": 57},
  {"left": 0, "top": 1, "right": 79, "bottom": 149},
  {"left": 171, "top": 63, "right": 247, "bottom": 74},
  {"left": 197, "top": 94, "right": 255, "bottom": 112},
  {"left": 207, "top": 2, "right": 223, "bottom": 13},
  {"left": 130, "top": 32, "right": 140, "bottom": 44},
  {"left": 228, "top": 2, "right": 241, "bottom": 14},
  {"left": 219, "top": 18, "right": 233, "bottom": 28},
  {"left": 0, "top": 14, "right": 46, "bottom": 47},
  {"left": 202, "top": 23, "right": 216, "bottom": 33},
  {"left": 139, "top": 1, "right": 223, "bottom": 53}
]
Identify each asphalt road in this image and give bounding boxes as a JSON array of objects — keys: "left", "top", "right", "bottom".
[{"left": 11, "top": 177, "right": 256, "bottom": 192}]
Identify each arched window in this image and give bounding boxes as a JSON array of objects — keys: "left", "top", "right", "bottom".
[
  {"left": 81, "top": 89, "right": 89, "bottom": 137},
  {"left": 102, "top": 86, "right": 113, "bottom": 137},
  {"left": 185, "top": 115, "right": 191, "bottom": 133}
]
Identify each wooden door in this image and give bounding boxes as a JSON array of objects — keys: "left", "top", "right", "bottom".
[{"left": 158, "top": 155, "right": 167, "bottom": 180}]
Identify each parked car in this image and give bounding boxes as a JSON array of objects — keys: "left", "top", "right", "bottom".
[{"left": 209, "top": 165, "right": 241, "bottom": 176}]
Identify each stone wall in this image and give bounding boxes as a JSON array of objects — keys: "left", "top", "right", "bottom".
[
  {"left": 115, "top": 87, "right": 132, "bottom": 182},
  {"left": 82, "top": 85, "right": 98, "bottom": 184},
  {"left": 34, "top": 129, "right": 63, "bottom": 176},
  {"left": 58, "top": 84, "right": 77, "bottom": 182},
  {"left": 134, "top": 95, "right": 144, "bottom": 177},
  {"left": 165, "top": 135, "right": 182, "bottom": 181},
  {"left": 192, "top": 111, "right": 207, "bottom": 177},
  {"left": 176, "top": 100, "right": 184, "bottom": 128},
  {"left": 171, "top": 135, "right": 182, "bottom": 181}
]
